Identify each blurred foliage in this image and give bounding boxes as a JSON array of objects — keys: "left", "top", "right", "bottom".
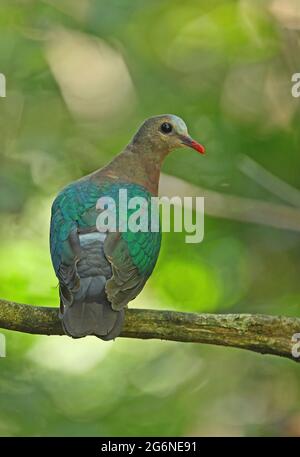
[{"left": 0, "top": 0, "right": 300, "bottom": 437}]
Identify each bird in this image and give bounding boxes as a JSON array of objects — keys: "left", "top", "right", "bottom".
[{"left": 50, "top": 114, "right": 205, "bottom": 340}]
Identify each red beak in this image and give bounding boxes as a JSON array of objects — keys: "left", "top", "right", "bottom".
[{"left": 180, "top": 135, "right": 205, "bottom": 154}]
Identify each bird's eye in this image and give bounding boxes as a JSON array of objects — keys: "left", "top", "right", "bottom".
[{"left": 160, "top": 122, "right": 173, "bottom": 134}]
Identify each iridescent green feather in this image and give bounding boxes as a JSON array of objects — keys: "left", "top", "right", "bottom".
[{"left": 50, "top": 179, "right": 161, "bottom": 279}]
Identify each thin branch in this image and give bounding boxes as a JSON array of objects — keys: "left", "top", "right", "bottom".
[
  {"left": 237, "top": 154, "right": 300, "bottom": 208},
  {"left": 1, "top": 299, "right": 300, "bottom": 362},
  {"left": 160, "top": 173, "right": 300, "bottom": 232}
]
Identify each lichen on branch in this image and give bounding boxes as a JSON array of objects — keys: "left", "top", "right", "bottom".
[{"left": 0, "top": 299, "right": 300, "bottom": 362}]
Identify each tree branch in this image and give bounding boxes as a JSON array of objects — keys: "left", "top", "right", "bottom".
[
  {"left": 0, "top": 298, "right": 300, "bottom": 362},
  {"left": 160, "top": 174, "right": 300, "bottom": 232}
]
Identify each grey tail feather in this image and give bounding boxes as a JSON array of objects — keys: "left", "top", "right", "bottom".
[{"left": 61, "top": 300, "right": 125, "bottom": 341}]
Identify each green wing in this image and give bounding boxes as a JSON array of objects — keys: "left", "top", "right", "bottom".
[
  {"left": 104, "top": 229, "right": 161, "bottom": 310},
  {"left": 50, "top": 179, "right": 102, "bottom": 278}
]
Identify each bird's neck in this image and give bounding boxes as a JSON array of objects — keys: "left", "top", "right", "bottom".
[{"left": 94, "top": 142, "right": 168, "bottom": 195}]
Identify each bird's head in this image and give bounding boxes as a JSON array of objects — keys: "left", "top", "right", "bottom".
[{"left": 131, "top": 114, "right": 205, "bottom": 157}]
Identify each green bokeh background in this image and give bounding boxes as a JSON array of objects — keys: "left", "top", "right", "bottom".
[{"left": 1, "top": 0, "right": 300, "bottom": 436}]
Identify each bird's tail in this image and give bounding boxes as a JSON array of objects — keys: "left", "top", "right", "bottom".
[
  {"left": 59, "top": 275, "right": 124, "bottom": 340},
  {"left": 61, "top": 299, "right": 125, "bottom": 340}
]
